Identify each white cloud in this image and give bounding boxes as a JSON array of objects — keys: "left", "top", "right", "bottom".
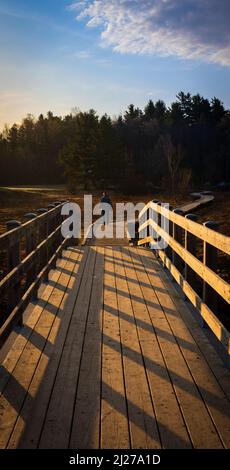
[
  {"left": 73, "top": 50, "right": 92, "bottom": 59},
  {"left": 70, "top": 0, "right": 230, "bottom": 66}
]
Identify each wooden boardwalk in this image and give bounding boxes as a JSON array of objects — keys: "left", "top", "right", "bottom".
[{"left": 1, "top": 241, "right": 230, "bottom": 449}]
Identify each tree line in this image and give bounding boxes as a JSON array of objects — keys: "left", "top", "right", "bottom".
[{"left": 0, "top": 92, "right": 229, "bottom": 194}]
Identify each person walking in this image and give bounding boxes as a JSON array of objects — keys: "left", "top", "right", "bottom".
[{"left": 100, "top": 191, "right": 113, "bottom": 225}]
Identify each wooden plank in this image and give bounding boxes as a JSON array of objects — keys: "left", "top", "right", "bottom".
[
  {"left": 113, "top": 247, "right": 161, "bottom": 449},
  {"left": 86, "top": 222, "right": 129, "bottom": 247},
  {"left": 2, "top": 247, "right": 81, "bottom": 450},
  {"left": 8, "top": 247, "right": 85, "bottom": 450},
  {"left": 158, "top": 267, "right": 230, "bottom": 402},
  {"left": 139, "top": 201, "right": 152, "bottom": 219},
  {"left": 154, "top": 259, "right": 230, "bottom": 448},
  {"left": 139, "top": 220, "right": 230, "bottom": 304},
  {"left": 17, "top": 247, "right": 89, "bottom": 449},
  {"left": 0, "top": 250, "right": 75, "bottom": 393},
  {"left": 101, "top": 247, "right": 130, "bottom": 449},
  {"left": 124, "top": 247, "right": 191, "bottom": 449},
  {"left": 0, "top": 247, "right": 81, "bottom": 449},
  {"left": 69, "top": 247, "right": 104, "bottom": 449},
  {"left": 157, "top": 249, "right": 230, "bottom": 353},
  {"left": 138, "top": 236, "right": 152, "bottom": 246},
  {"left": 180, "top": 195, "right": 214, "bottom": 214},
  {"left": 37, "top": 246, "right": 97, "bottom": 449},
  {"left": 0, "top": 256, "right": 70, "bottom": 396},
  {"left": 136, "top": 247, "right": 224, "bottom": 449}
]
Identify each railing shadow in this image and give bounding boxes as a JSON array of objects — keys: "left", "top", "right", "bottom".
[{"left": 0, "top": 245, "right": 228, "bottom": 450}]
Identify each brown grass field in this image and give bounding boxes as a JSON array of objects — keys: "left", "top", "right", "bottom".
[
  {"left": 0, "top": 185, "right": 229, "bottom": 234},
  {"left": 0, "top": 185, "right": 193, "bottom": 235}
]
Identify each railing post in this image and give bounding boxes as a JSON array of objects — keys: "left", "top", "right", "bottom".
[
  {"left": 6, "top": 220, "right": 22, "bottom": 325},
  {"left": 47, "top": 206, "right": 56, "bottom": 268},
  {"left": 53, "top": 201, "right": 62, "bottom": 235},
  {"left": 146, "top": 207, "right": 150, "bottom": 240},
  {"left": 47, "top": 204, "right": 56, "bottom": 234},
  {"left": 37, "top": 208, "right": 48, "bottom": 239},
  {"left": 37, "top": 208, "right": 48, "bottom": 214},
  {"left": 172, "top": 209, "right": 184, "bottom": 273},
  {"left": 158, "top": 201, "right": 168, "bottom": 259},
  {"left": 149, "top": 200, "right": 159, "bottom": 248},
  {"left": 24, "top": 213, "right": 38, "bottom": 296},
  {"left": 165, "top": 205, "right": 173, "bottom": 261},
  {"left": 203, "top": 221, "right": 219, "bottom": 316},
  {"left": 58, "top": 203, "right": 64, "bottom": 253},
  {"left": 154, "top": 202, "right": 162, "bottom": 256},
  {"left": 37, "top": 208, "right": 49, "bottom": 272},
  {"left": 185, "top": 214, "right": 198, "bottom": 289},
  {"left": 54, "top": 202, "right": 62, "bottom": 245}
]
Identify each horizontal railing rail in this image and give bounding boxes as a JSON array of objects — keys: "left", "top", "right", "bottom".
[
  {"left": 139, "top": 201, "right": 229, "bottom": 255},
  {"left": 0, "top": 200, "right": 73, "bottom": 347},
  {"left": 138, "top": 201, "right": 230, "bottom": 356}
]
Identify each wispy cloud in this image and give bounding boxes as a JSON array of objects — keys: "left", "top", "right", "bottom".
[
  {"left": 70, "top": 50, "right": 111, "bottom": 66},
  {"left": 0, "top": 2, "right": 83, "bottom": 36},
  {"left": 70, "top": 0, "right": 230, "bottom": 67},
  {"left": 0, "top": 90, "right": 33, "bottom": 103},
  {"left": 0, "top": 3, "right": 53, "bottom": 25},
  {"left": 73, "top": 50, "right": 92, "bottom": 59}
]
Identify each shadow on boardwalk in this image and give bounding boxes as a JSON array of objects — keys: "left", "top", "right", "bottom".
[{"left": 0, "top": 245, "right": 230, "bottom": 449}]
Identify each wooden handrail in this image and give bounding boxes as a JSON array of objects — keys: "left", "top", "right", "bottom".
[
  {"left": 139, "top": 217, "right": 230, "bottom": 303},
  {"left": 0, "top": 204, "right": 63, "bottom": 250},
  {"left": 0, "top": 238, "right": 67, "bottom": 348},
  {"left": 157, "top": 249, "right": 230, "bottom": 354},
  {"left": 139, "top": 202, "right": 230, "bottom": 255},
  {"left": 0, "top": 201, "right": 73, "bottom": 347},
  {"left": 138, "top": 200, "right": 230, "bottom": 354},
  {"left": 0, "top": 222, "right": 63, "bottom": 295}
]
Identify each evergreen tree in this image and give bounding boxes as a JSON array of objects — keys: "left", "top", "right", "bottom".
[
  {"left": 60, "top": 110, "right": 99, "bottom": 191},
  {"left": 144, "top": 100, "right": 155, "bottom": 120}
]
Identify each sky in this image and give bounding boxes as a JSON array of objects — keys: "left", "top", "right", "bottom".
[{"left": 0, "top": 0, "right": 230, "bottom": 129}]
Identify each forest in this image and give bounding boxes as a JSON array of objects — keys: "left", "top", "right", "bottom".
[{"left": 0, "top": 91, "right": 229, "bottom": 194}]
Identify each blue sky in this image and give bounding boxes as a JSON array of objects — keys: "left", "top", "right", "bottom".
[{"left": 0, "top": 0, "right": 230, "bottom": 129}]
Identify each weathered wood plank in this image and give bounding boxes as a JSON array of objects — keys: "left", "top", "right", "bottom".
[
  {"left": 125, "top": 247, "right": 192, "bottom": 449},
  {"left": 0, "top": 248, "right": 81, "bottom": 449},
  {"left": 0, "top": 258, "right": 68, "bottom": 397},
  {"left": 159, "top": 267, "right": 230, "bottom": 402},
  {"left": 157, "top": 249, "right": 230, "bottom": 353},
  {"left": 36, "top": 246, "right": 96, "bottom": 449},
  {"left": 8, "top": 248, "right": 84, "bottom": 450},
  {"left": 69, "top": 247, "right": 104, "bottom": 449},
  {"left": 17, "top": 247, "right": 89, "bottom": 449},
  {"left": 136, "top": 247, "right": 224, "bottom": 449},
  {"left": 152, "top": 260, "right": 230, "bottom": 448},
  {"left": 113, "top": 247, "right": 161, "bottom": 449},
  {"left": 101, "top": 247, "right": 130, "bottom": 449},
  {"left": 0, "top": 241, "right": 229, "bottom": 450}
]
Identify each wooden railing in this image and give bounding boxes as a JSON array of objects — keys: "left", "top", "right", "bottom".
[
  {"left": 138, "top": 201, "right": 230, "bottom": 356},
  {"left": 0, "top": 201, "right": 71, "bottom": 347}
]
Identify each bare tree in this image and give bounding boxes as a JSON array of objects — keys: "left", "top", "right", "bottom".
[{"left": 163, "top": 135, "right": 183, "bottom": 194}]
